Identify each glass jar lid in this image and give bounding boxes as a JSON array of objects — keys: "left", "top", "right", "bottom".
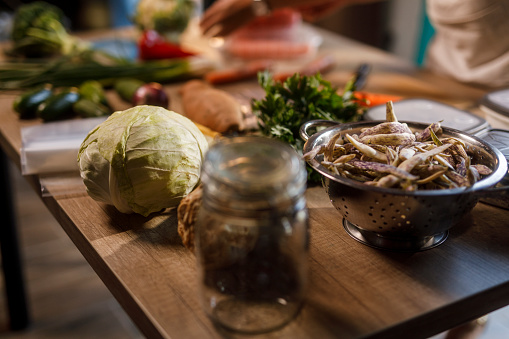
[{"left": 201, "top": 136, "right": 307, "bottom": 211}]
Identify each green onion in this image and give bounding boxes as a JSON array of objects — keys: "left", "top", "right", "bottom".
[{"left": 0, "top": 55, "right": 212, "bottom": 90}]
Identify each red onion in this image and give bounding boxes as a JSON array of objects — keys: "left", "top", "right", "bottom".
[{"left": 132, "top": 82, "right": 169, "bottom": 108}]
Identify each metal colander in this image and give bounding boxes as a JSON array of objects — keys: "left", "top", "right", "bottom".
[{"left": 301, "top": 120, "right": 508, "bottom": 252}]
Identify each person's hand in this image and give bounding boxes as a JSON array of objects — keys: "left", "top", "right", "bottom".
[
  {"left": 200, "top": 0, "right": 256, "bottom": 37},
  {"left": 296, "top": 1, "right": 349, "bottom": 21},
  {"left": 200, "top": 0, "right": 374, "bottom": 37}
]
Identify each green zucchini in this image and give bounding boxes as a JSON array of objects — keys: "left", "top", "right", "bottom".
[
  {"left": 78, "top": 80, "right": 111, "bottom": 108},
  {"left": 73, "top": 98, "right": 111, "bottom": 118},
  {"left": 13, "top": 84, "right": 53, "bottom": 119},
  {"left": 37, "top": 88, "right": 80, "bottom": 122}
]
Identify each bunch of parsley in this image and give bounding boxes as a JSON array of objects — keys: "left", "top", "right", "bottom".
[{"left": 252, "top": 71, "right": 365, "bottom": 184}]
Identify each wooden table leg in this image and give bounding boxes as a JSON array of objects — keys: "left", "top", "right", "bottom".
[{"left": 0, "top": 148, "right": 30, "bottom": 330}]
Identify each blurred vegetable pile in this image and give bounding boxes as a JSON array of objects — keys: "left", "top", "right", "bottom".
[
  {"left": 13, "top": 76, "right": 173, "bottom": 122},
  {"left": 0, "top": 1, "right": 210, "bottom": 90}
]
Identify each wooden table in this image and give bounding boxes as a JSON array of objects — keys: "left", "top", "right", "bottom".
[{"left": 1, "top": 27, "right": 509, "bottom": 338}]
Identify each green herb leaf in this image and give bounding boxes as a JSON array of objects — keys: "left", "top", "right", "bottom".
[{"left": 252, "top": 71, "right": 366, "bottom": 184}]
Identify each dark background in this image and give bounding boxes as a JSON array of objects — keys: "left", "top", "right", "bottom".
[{"left": 1, "top": 0, "right": 392, "bottom": 51}]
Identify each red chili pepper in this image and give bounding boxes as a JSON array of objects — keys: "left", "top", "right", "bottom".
[{"left": 138, "top": 30, "right": 196, "bottom": 60}]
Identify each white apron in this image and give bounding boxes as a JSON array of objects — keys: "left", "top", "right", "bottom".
[{"left": 426, "top": 0, "right": 509, "bottom": 88}]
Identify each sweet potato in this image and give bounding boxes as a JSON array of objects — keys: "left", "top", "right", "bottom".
[{"left": 179, "top": 80, "right": 244, "bottom": 133}]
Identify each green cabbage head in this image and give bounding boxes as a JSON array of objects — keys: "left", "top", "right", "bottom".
[{"left": 78, "top": 105, "right": 208, "bottom": 217}]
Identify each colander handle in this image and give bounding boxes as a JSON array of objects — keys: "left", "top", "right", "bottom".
[
  {"left": 299, "top": 120, "right": 341, "bottom": 141},
  {"left": 476, "top": 185, "right": 509, "bottom": 210}
]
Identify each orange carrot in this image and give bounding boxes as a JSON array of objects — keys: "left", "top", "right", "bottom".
[
  {"left": 204, "top": 60, "right": 273, "bottom": 85},
  {"left": 354, "top": 91, "right": 403, "bottom": 107}
]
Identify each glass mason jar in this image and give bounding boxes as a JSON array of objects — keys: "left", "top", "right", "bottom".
[{"left": 195, "top": 136, "right": 309, "bottom": 334}]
